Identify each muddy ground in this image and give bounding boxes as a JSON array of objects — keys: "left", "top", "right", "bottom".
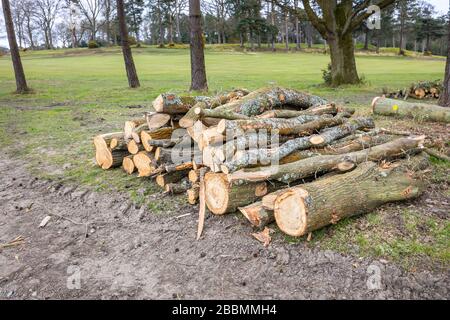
[{"left": 0, "top": 152, "right": 448, "bottom": 300}]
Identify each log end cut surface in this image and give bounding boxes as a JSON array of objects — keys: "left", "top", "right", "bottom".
[
  {"left": 204, "top": 173, "right": 229, "bottom": 215},
  {"left": 274, "top": 190, "right": 308, "bottom": 237}
]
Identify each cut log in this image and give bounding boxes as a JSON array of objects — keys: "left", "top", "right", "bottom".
[
  {"left": 165, "top": 180, "right": 191, "bottom": 194},
  {"left": 152, "top": 93, "right": 197, "bottom": 114},
  {"left": 146, "top": 112, "right": 172, "bottom": 130},
  {"left": 127, "top": 140, "right": 144, "bottom": 155},
  {"left": 156, "top": 170, "right": 189, "bottom": 188},
  {"left": 239, "top": 201, "right": 275, "bottom": 229},
  {"left": 186, "top": 121, "right": 207, "bottom": 143},
  {"left": 146, "top": 138, "right": 180, "bottom": 148},
  {"left": 211, "top": 87, "right": 328, "bottom": 118},
  {"left": 133, "top": 152, "right": 156, "bottom": 177},
  {"left": 256, "top": 104, "right": 340, "bottom": 119},
  {"left": 198, "top": 126, "right": 224, "bottom": 150},
  {"left": 308, "top": 117, "right": 375, "bottom": 146},
  {"left": 179, "top": 89, "right": 251, "bottom": 128},
  {"left": 122, "top": 156, "right": 136, "bottom": 175},
  {"left": 273, "top": 154, "right": 429, "bottom": 237},
  {"left": 187, "top": 184, "right": 200, "bottom": 205},
  {"left": 221, "top": 117, "right": 375, "bottom": 174},
  {"left": 94, "top": 132, "right": 128, "bottom": 169},
  {"left": 124, "top": 119, "right": 146, "bottom": 140},
  {"left": 227, "top": 135, "right": 424, "bottom": 185},
  {"left": 204, "top": 173, "right": 282, "bottom": 214},
  {"left": 194, "top": 106, "right": 251, "bottom": 121},
  {"left": 372, "top": 97, "right": 450, "bottom": 123},
  {"left": 141, "top": 128, "right": 175, "bottom": 152},
  {"left": 217, "top": 114, "right": 323, "bottom": 135},
  {"left": 189, "top": 169, "right": 200, "bottom": 183},
  {"left": 165, "top": 162, "right": 194, "bottom": 173}
]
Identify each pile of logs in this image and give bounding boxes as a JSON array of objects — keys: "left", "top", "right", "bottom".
[
  {"left": 94, "top": 87, "right": 432, "bottom": 239},
  {"left": 382, "top": 80, "right": 443, "bottom": 100}
]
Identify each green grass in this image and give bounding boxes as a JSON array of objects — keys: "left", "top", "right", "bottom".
[{"left": 0, "top": 46, "right": 448, "bottom": 268}]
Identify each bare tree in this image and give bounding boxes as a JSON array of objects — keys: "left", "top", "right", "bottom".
[
  {"left": 76, "top": 0, "right": 104, "bottom": 40},
  {"left": 189, "top": 0, "right": 207, "bottom": 91},
  {"left": 34, "top": 0, "right": 61, "bottom": 49},
  {"left": 116, "top": 0, "right": 140, "bottom": 88},
  {"left": 22, "top": 1, "right": 36, "bottom": 48},
  {"left": 2, "top": 0, "right": 29, "bottom": 93}
]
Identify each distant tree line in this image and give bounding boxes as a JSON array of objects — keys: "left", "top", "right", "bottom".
[{"left": 1, "top": 0, "right": 447, "bottom": 56}]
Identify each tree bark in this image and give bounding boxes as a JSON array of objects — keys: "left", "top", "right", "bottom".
[
  {"left": 2, "top": 0, "right": 29, "bottom": 93},
  {"left": 372, "top": 97, "right": 450, "bottom": 123},
  {"left": 273, "top": 155, "right": 429, "bottom": 237},
  {"left": 439, "top": 16, "right": 450, "bottom": 107},
  {"left": 116, "top": 0, "right": 140, "bottom": 88},
  {"left": 189, "top": 0, "right": 208, "bottom": 91}
]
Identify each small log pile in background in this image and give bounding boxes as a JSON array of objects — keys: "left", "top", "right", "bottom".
[
  {"left": 382, "top": 80, "right": 443, "bottom": 100},
  {"left": 94, "top": 87, "right": 433, "bottom": 240}
]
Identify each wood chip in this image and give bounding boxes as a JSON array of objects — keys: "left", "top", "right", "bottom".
[
  {"left": 252, "top": 227, "right": 272, "bottom": 247},
  {"left": 39, "top": 215, "right": 52, "bottom": 228}
]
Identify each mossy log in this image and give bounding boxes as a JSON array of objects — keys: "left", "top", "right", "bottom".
[
  {"left": 156, "top": 170, "right": 190, "bottom": 188},
  {"left": 372, "top": 97, "right": 450, "bottom": 123},
  {"left": 165, "top": 180, "right": 191, "bottom": 194},
  {"left": 204, "top": 173, "right": 283, "bottom": 215},
  {"left": 217, "top": 114, "right": 322, "bottom": 135},
  {"left": 178, "top": 89, "right": 251, "bottom": 128},
  {"left": 152, "top": 94, "right": 198, "bottom": 114},
  {"left": 214, "top": 87, "right": 327, "bottom": 117},
  {"left": 273, "top": 155, "right": 429, "bottom": 237},
  {"left": 221, "top": 117, "right": 375, "bottom": 174},
  {"left": 256, "top": 104, "right": 340, "bottom": 119},
  {"left": 227, "top": 135, "right": 424, "bottom": 184},
  {"left": 94, "top": 132, "right": 129, "bottom": 169}
]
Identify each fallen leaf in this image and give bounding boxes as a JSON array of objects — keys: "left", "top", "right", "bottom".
[{"left": 252, "top": 227, "right": 272, "bottom": 247}]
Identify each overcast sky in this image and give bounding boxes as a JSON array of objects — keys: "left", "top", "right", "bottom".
[{"left": 0, "top": 0, "right": 449, "bottom": 49}]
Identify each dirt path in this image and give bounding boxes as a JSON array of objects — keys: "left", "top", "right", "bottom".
[{"left": 0, "top": 153, "right": 447, "bottom": 300}]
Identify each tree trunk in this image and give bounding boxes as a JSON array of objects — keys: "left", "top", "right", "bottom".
[
  {"left": 328, "top": 32, "right": 360, "bottom": 86},
  {"left": 116, "top": 0, "right": 140, "bottom": 88},
  {"left": 273, "top": 155, "right": 429, "bottom": 237},
  {"left": 2, "top": 0, "right": 29, "bottom": 93},
  {"left": 363, "top": 28, "right": 369, "bottom": 50},
  {"left": 294, "top": 0, "right": 300, "bottom": 51},
  {"left": 439, "top": 18, "right": 450, "bottom": 108},
  {"left": 372, "top": 97, "right": 450, "bottom": 123},
  {"left": 189, "top": 0, "right": 208, "bottom": 91}
]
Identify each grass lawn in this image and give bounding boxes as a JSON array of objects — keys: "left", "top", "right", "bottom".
[{"left": 0, "top": 46, "right": 448, "bottom": 271}]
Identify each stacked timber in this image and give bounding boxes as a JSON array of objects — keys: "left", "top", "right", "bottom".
[
  {"left": 94, "top": 87, "right": 434, "bottom": 239},
  {"left": 382, "top": 80, "right": 443, "bottom": 100}
]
